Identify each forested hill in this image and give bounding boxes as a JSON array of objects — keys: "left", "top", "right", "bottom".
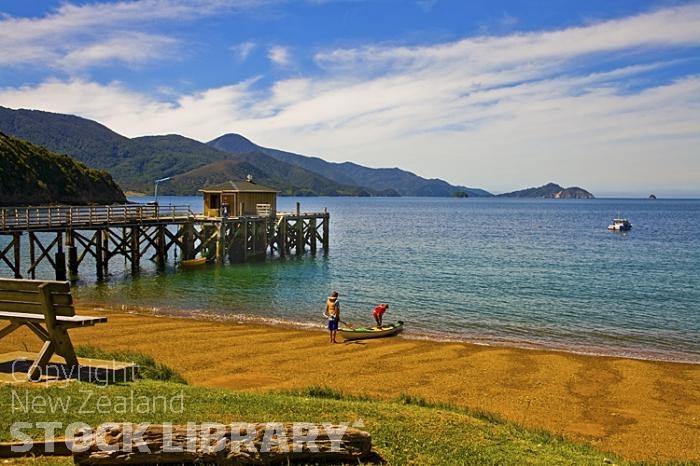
[
  {"left": 0, "top": 132, "right": 126, "bottom": 206},
  {"left": 0, "top": 106, "right": 490, "bottom": 197}
]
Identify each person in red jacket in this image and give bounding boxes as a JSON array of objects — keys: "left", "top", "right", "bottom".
[{"left": 372, "top": 303, "right": 389, "bottom": 327}]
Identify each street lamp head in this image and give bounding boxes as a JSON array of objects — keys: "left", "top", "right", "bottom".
[{"left": 154, "top": 177, "right": 173, "bottom": 203}]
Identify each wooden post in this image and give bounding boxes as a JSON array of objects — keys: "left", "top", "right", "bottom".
[
  {"left": 95, "top": 229, "right": 104, "bottom": 281},
  {"left": 215, "top": 221, "right": 224, "bottom": 264},
  {"left": 268, "top": 217, "right": 276, "bottom": 256},
  {"left": 257, "top": 219, "right": 266, "bottom": 256},
  {"left": 67, "top": 230, "right": 79, "bottom": 278},
  {"left": 29, "top": 232, "right": 36, "bottom": 279},
  {"left": 279, "top": 217, "right": 287, "bottom": 257},
  {"left": 242, "top": 220, "right": 249, "bottom": 260},
  {"left": 181, "top": 222, "right": 194, "bottom": 260},
  {"left": 55, "top": 232, "right": 66, "bottom": 281},
  {"left": 310, "top": 217, "right": 317, "bottom": 254},
  {"left": 322, "top": 210, "right": 330, "bottom": 255},
  {"left": 296, "top": 218, "right": 304, "bottom": 256},
  {"left": 130, "top": 227, "right": 140, "bottom": 275},
  {"left": 13, "top": 232, "right": 22, "bottom": 278},
  {"left": 102, "top": 230, "right": 110, "bottom": 277},
  {"left": 156, "top": 225, "right": 166, "bottom": 269},
  {"left": 226, "top": 222, "right": 237, "bottom": 263},
  {"left": 250, "top": 220, "right": 258, "bottom": 257}
]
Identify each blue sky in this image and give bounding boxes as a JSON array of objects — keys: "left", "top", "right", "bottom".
[{"left": 1, "top": 1, "right": 699, "bottom": 197}]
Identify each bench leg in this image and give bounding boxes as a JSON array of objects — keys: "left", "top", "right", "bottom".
[
  {"left": 25, "top": 322, "right": 51, "bottom": 341},
  {"left": 0, "top": 322, "right": 22, "bottom": 339},
  {"left": 28, "top": 340, "right": 56, "bottom": 381},
  {"left": 26, "top": 327, "right": 80, "bottom": 382},
  {"left": 52, "top": 326, "right": 79, "bottom": 368}
]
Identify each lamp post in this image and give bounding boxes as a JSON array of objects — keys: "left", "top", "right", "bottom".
[{"left": 154, "top": 177, "right": 171, "bottom": 204}]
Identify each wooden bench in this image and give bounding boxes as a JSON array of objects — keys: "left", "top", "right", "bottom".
[{"left": 0, "top": 278, "right": 107, "bottom": 381}]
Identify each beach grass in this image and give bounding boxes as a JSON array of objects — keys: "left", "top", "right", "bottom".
[
  {"left": 0, "top": 380, "right": 636, "bottom": 465},
  {"left": 74, "top": 345, "right": 188, "bottom": 384}
]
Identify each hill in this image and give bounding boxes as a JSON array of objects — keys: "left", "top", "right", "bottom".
[
  {"left": 170, "top": 154, "right": 372, "bottom": 196},
  {"left": 208, "top": 133, "right": 491, "bottom": 197},
  {"left": 0, "top": 106, "right": 490, "bottom": 197},
  {"left": 0, "top": 132, "right": 126, "bottom": 206},
  {"left": 497, "top": 182, "right": 594, "bottom": 199},
  {"left": 0, "top": 106, "right": 128, "bottom": 169}
]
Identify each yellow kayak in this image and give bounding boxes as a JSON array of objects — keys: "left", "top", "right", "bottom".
[{"left": 179, "top": 257, "right": 209, "bottom": 268}]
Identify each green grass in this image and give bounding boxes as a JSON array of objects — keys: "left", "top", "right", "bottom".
[
  {"left": 0, "top": 380, "right": 666, "bottom": 466},
  {"left": 74, "top": 345, "right": 187, "bottom": 384}
]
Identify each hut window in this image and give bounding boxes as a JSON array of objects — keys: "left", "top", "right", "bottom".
[{"left": 210, "top": 194, "right": 221, "bottom": 209}]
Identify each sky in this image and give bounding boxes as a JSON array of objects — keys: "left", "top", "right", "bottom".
[{"left": 1, "top": 1, "right": 699, "bottom": 197}]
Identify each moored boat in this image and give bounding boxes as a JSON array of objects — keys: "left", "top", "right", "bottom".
[
  {"left": 339, "top": 321, "right": 404, "bottom": 341},
  {"left": 608, "top": 218, "right": 632, "bottom": 231}
]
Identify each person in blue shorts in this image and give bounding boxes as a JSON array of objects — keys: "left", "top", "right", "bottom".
[{"left": 324, "top": 291, "right": 341, "bottom": 343}]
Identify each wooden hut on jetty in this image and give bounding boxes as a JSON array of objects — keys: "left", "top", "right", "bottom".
[{"left": 199, "top": 176, "right": 277, "bottom": 218}]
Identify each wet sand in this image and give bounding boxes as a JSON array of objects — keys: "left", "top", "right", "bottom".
[{"left": 2, "top": 309, "right": 699, "bottom": 462}]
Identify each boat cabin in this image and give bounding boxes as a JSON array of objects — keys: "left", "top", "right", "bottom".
[{"left": 199, "top": 177, "right": 278, "bottom": 218}]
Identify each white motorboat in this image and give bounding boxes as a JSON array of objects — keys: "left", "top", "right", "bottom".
[{"left": 608, "top": 218, "right": 632, "bottom": 231}]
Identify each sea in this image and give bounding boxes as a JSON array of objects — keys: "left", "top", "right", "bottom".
[{"left": 32, "top": 196, "right": 700, "bottom": 363}]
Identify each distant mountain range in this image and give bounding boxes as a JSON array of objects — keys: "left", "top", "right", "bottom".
[
  {"left": 497, "top": 183, "right": 595, "bottom": 199},
  {"left": 0, "top": 106, "right": 594, "bottom": 200},
  {"left": 208, "top": 134, "right": 490, "bottom": 197},
  {"left": 0, "top": 106, "right": 489, "bottom": 197},
  {"left": 0, "top": 132, "right": 126, "bottom": 206}
]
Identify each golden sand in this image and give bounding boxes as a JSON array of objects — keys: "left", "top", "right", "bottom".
[{"left": 2, "top": 310, "right": 699, "bottom": 462}]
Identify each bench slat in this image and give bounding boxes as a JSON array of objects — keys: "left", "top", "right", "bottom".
[
  {"left": 0, "top": 301, "right": 75, "bottom": 316},
  {"left": 0, "top": 290, "right": 73, "bottom": 306},
  {"left": 0, "top": 278, "right": 70, "bottom": 293},
  {"left": 0, "top": 311, "right": 107, "bottom": 326}
]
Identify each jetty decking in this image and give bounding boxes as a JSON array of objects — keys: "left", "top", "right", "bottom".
[{"left": 0, "top": 204, "right": 329, "bottom": 281}]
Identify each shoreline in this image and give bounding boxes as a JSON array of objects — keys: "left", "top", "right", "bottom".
[
  {"left": 90, "top": 302, "right": 700, "bottom": 365},
  {"left": 2, "top": 306, "right": 699, "bottom": 462}
]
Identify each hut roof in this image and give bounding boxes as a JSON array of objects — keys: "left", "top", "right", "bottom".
[{"left": 199, "top": 180, "right": 278, "bottom": 193}]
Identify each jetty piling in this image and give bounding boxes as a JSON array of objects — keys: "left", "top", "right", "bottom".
[{"left": 0, "top": 204, "right": 329, "bottom": 281}]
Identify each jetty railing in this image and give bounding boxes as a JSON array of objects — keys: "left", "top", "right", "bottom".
[{"left": 0, "top": 205, "right": 194, "bottom": 232}]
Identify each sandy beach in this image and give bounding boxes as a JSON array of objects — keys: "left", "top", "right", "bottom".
[{"left": 2, "top": 309, "right": 699, "bottom": 462}]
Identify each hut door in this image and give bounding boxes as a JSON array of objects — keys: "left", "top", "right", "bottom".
[{"left": 210, "top": 194, "right": 221, "bottom": 217}]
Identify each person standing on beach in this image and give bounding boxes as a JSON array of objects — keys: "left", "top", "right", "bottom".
[
  {"left": 373, "top": 303, "right": 389, "bottom": 327},
  {"left": 324, "top": 291, "right": 340, "bottom": 343}
]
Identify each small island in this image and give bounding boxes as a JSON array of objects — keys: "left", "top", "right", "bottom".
[{"left": 497, "top": 182, "right": 595, "bottom": 199}]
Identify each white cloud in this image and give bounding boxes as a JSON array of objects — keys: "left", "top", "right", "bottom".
[
  {"left": 0, "top": 0, "right": 275, "bottom": 70},
  {"left": 314, "top": 4, "right": 700, "bottom": 75},
  {"left": 1, "top": 3, "right": 699, "bottom": 195},
  {"left": 61, "top": 33, "right": 180, "bottom": 69},
  {"left": 268, "top": 45, "right": 292, "bottom": 67},
  {"left": 230, "top": 41, "right": 257, "bottom": 61}
]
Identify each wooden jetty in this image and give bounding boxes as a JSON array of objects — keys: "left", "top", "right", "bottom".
[{"left": 0, "top": 203, "right": 329, "bottom": 281}]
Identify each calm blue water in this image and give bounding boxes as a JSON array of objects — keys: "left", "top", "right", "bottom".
[{"left": 41, "top": 197, "right": 700, "bottom": 362}]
